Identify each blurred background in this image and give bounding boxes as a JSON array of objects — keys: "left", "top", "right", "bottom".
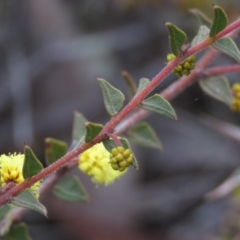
[{"left": 2, "top": 0, "right": 240, "bottom": 239}]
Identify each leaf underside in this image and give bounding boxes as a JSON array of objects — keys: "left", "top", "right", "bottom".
[
  {"left": 212, "top": 37, "right": 240, "bottom": 63},
  {"left": 127, "top": 122, "right": 163, "bottom": 150},
  {"left": 199, "top": 76, "right": 233, "bottom": 106},
  {"left": 53, "top": 175, "right": 89, "bottom": 203},
  {"left": 140, "top": 94, "right": 177, "bottom": 120}
]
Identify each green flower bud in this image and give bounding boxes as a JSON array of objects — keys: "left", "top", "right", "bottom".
[
  {"left": 115, "top": 153, "right": 123, "bottom": 161},
  {"left": 120, "top": 161, "right": 127, "bottom": 167},
  {"left": 111, "top": 148, "right": 118, "bottom": 155},
  {"left": 168, "top": 54, "right": 196, "bottom": 78},
  {"left": 167, "top": 53, "right": 176, "bottom": 62},
  {"left": 187, "top": 55, "right": 196, "bottom": 63},
  {"left": 111, "top": 163, "right": 119, "bottom": 170},
  {"left": 189, "top": 63, "right": 195, "bottom": 70},
  {"left": 183, "top": 69, "right": 190, "bottom": 75},
  {"left": 174, "top": 70, "right": 182, "bottom": 77},
  {"left": 183, "top": 62, "right": 191, "bottom": 69},
  {"left": 123, "top": 149, "right": 131, "bottom": 158},
  {"left": 175, "top": 65, "right": 183, "bottom": 72},
  {"left": 110, "top": 146, "right": 134, "bottom": 172}
]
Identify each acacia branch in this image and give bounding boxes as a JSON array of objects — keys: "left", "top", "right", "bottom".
[
  {"left": 116, "top": 49, "right": 218, "bottom": 134},
  {"left": 0, "top": 17, "right": 240, "bottom": 207}
]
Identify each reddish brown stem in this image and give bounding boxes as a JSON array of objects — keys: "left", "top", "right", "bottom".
[
  {"left": 0, "top": 182, "right": 16, "bottom": 195},
  {"left": 215, "top": 17, "right": 240, "bottom": 39},
  {"left": 107, "top": 133, "right": 122, "bottom": 146},
  {"left": 0, "top": 17, "right": 240, "bottom": 207},
  {"left": 116, "top": 49, "right": 218, "bottom": 134},
  {"left": 204, "top": 64, "right": 240, "bottom": 76}
]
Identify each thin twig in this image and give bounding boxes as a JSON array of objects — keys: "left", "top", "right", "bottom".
[{"left": 204, "top": 64, "right": 240, "bottom": 76}]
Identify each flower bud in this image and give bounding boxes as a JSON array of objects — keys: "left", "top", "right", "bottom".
[
  {"left": 166, "top": 53, "right": 196, "bottom": 77},
  {"left": 110, "top": 146, "right": 134, "bottom": 172},
  {"left": 166, "top": 54, "right": 176, "bottom": 62}
]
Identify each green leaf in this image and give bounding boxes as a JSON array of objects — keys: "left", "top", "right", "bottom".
[
  {"left": 103, "top": 137, "right": 127, "bottom": 152},
  {"left": 11, "top": 190, "right": 47, "bottom": 216},
  {"left": 189, "top": 8, "right": 212, "bottom": 26},
  {"left": 97, "top": 78, "right": 125, "bottom": 116},
  {"left": 199, "top": 76, "right": 233, "bottom": 106},
  {"left": 23, "top": 146, "right": 43, "bottom": 179},
  {"left": 85, "top": 122, "right": 103, "bottom": 143},
  {"left": 72, "top": 111, "right": 87, "bottom": 142},
  {"left": 53, "top": 175, "right": 89, "bottom": 203},
  {"left": 3, "top": 223, "right": 32, "bottom": 240},
  {"left": 209, "top": 5, "right": 228, "bottom": 38},
  {"left": 212, "top": 37, "right": 240, "bottom": 63},
  {"left": 0, "top": 205, "right": 11, "bottom": 221},
  {"left": 103, "top": 138, "right": 139, "bottom": 170},
  {"left": 121, "top": 71, "right": 137, "bottom": 99},
  {"left": 141, "top": 94, "right": 177, "bottom": 119},
  {"left": 127, "top": 122, "right": 162, "bottom": 151},
  {"left": 71, "top": 112, "right": 87, "bottom": 150},
  {"left": 0, "top": 207, "right": 12, "bottom": 237},
  {"left": 191, "top": 25, "right": 210, "bottom": 46},
  {"left": 165, "top": 22, "right": 187, "bottom": 56},
  {"left": 45, "top": 138, "right": 68, "bottom": 166},
  {"left": 135, "top": 78, "right": 150, "bottom": 96}
]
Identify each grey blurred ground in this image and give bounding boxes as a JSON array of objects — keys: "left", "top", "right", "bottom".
[{"left": 1, "top": 0, "right": 240, "bottom": 239}]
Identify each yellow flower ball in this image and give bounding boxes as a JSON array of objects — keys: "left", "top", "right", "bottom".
[
  {"left": 231, "top": 98, "right": 240, "bottom": 111},
  {"left": 232, "top": 83, "right": 240, "bottom": 92},
  {"left": 78, "top": 143, "right": 127, "bottom": 185},
  {"left": 0, "top": 153, "right": 41, "bottom": 197},
  {"left": 231, "top": 83, "right": 240, "bottom": 112}
]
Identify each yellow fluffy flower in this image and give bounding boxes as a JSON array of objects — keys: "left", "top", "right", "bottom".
[
  {"left": 0, "top": 153, "right": 41, "bottom": 196},
  {"left": 231, "top": 83, "right": 240, "bottom": 111},
  {"left": 78, "top": 143, "right": 127, "bottom": 185}
]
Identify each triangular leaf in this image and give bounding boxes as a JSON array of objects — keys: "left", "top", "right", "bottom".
[
  {"left": 85, "top": 122, "right": 103, "bottom": 143},
  {"left": 209, "top": 5, "right": 228, "bottom": 38},
  {"left": 53, "top": 175, "right": 89, "bottom": 203},
  {"left": 97, "top": 78, "right": 125, "bottom": 116},
  {"left": 191, "top": 25, "right": 210, "bottom": 46},
  {"left": 11, "top": 190, "right": 47, "bottom": 216},
  {"left": 165, "top": 22, "right": 187, "bottom": 56},
  {"left": 141, "top": 94, "right": 177, "bottom": 119},
  {"left": 23, "top": 146, "right": 43, "bottom": 179},
  {"left": 3, "top": 223, "right": 32, "bottom": 240},
  {"left": 70, "top": 112, "right": 87, "bottom": 150},
  {"left": 199, "top": 76, "right": 233, "bottom": 106},
  {"left": 189, "top": 8, "right": 212, "bottom": 26},
  {"left": 135, "top": 78, "right": 150, "bottom": 96},
  {"left": 127, "top": 122, "right": 162, "bottom": 151},
  {"left": 103, "top": 138, "right": 138, "bottom": 170},
  {"left": 72, "top": 112, "right": 87, "bottom": 142},
  {"left": 45, "top": 138, "right": 68, "bottom": 166},
  {"left": 212, "top": 37, "right": 240, "bottom": 63},
  {"left": 121, "top": 71, "right": 137, "bottom": 100}
]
